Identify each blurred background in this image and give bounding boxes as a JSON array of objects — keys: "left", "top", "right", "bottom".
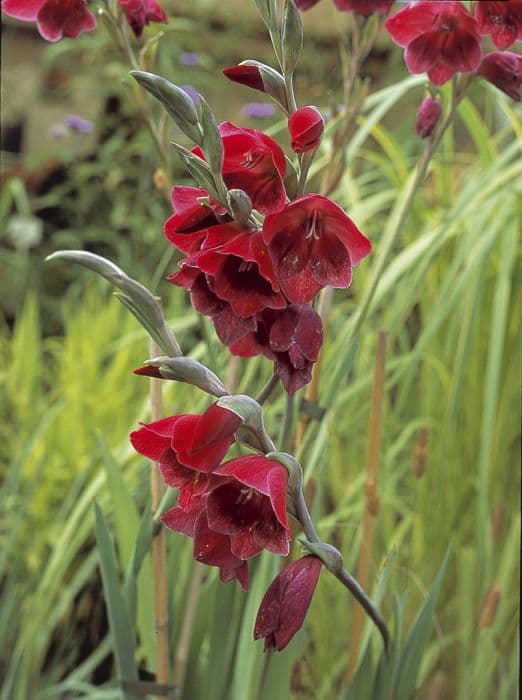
[{"left": 1, "top": 1, "right": 520, "bottom": 699}]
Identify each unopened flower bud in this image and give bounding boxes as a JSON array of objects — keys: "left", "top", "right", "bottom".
[
  {"left": 223, "top": 61, "right": 289, "bottom": 112},
  {"left": 479, "top": 51, "right": 522, "bottom": 102},
  {"left": 254, "top": 556, "right": 322, "bottom": 651},
  {"left": 227, "top": 189, "right": 253, "bottom": 225},
  {"left": 416, "top": 97, "right": 442, "bottom": 139},
  {"left": 288, "top": 106, "right": 324, "bottom": 153}
]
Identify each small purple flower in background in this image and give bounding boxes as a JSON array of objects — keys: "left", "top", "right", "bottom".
[
  {"left": 180, "top": 85, "right": 200, "bottom": 104},
  {"left": 180, "top": 52, "right": 201, "bottom": 67},
  {"left": 64, "top": 115, "right": 94, "bottom": 134},
  {"left": 240, "top": 102, "right": 277, "bottom": 119}
]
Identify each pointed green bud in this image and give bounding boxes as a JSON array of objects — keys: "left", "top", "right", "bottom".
[
  {"left": 130, "top": 70, "right": 202, "bottom": 144},
  {"left": 227, "top": 189, "right": 252, "bottom": 225},
  {"left": 217, "top": 395, "right": 275, "bottom": 454},
  {"left": 253, "top": 0, "right": 277, "bottom": 28},
  {"left": 172, "top": 144, "right": 221, "bottom": 201},
  {"left": 140, "top": 356, "right": 229, "bottom": 397},
  {"left": 197, "top": 96, "right": 224, "bottom": 176},
  {"left": 281, "top": 0, "right": 303, "bottom": 76},
  {"left": 45, "top": 251, "right": 181, "bottom": 357}
]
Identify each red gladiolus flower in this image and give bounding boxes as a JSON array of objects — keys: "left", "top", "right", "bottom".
[
  {"left": 161, "top": 493, "right": 250, "bottom": 590},
  {"left": 479, "top": 51, "right": 522, "bottom": 101},
  {"left": 164, "top": 186, "right": 230, "bottom": 254},
  {"left": 263, "top": 194, "right": 371, "bottom": 304},
  {"left": 191, "top": 226, "right": 286, "bottom": 318},
  {"left": 193, "top": 122, "right": 287, "bottom": 215},
  {"left": 130, "top": 403, "right": 241, "bottom": 474},
  {"left": 385, "top": 1, "right": 482, "bottom": 86},
  {"left": 416, "top": 96, "right": 442, "bottom": 138},
  {"left": 475, "top": 1, "right": 522, "bottom": 50},
  {"left": 254, "top": 556, "right": 323, "bottom": 651},
  {"left": 228, "top": 304, "right": 323, "bottom": 395},
  {"left": 2, "top": 0, "right": 96, "bottom": 41},
  {"left": 207, "top": 455, "right": 292, "bottom": 559},
  {"left": 118, "top": 0, "right": 168, "bottom": 38},
  {"left": 288, "top": 106, "right": 325, "bottom": 153}
]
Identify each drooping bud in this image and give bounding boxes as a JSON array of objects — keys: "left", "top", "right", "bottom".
[
  {"left": 223, "top": 61, "right": 289, "bottom": 112},
  {"left": 415, "top": 97, "right": 442, "bottom": 139},
  {"left": 134, "top": 356, "right": 229, "bottom": 397},
  {"left": 288, "top": 105, "right": 324, "bottom": 153},
  {"left": 227, "top": 189, "right": 253, "bottom": 225},
  {"left": 197, "top": 96, "right": 225, "bottom": 176},
  {"left": 254, "top": 556, "right": 323, "bottom": 651},
  {"left": 45, "top": 250, "right": 181, "bottom": 357},
  {"left": 282, "top": 0, "right": 303, "bottom": 76},
  {"left": 171, "top": 144, "right": 221, "bottom": 202},
  {"left": 479, "top": 51, "right": 522, "bottom": 102}
]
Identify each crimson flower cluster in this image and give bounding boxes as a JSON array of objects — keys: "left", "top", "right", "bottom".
[
  {"left": 385, "top": 1, "right": 521, "bottom": 100},
  {"left": 130, "top": 403, "right": 292, "bottom": 590},
  {"left": 1, "top": 0, "right": 167, "bottom": 41},
  {"left": 165, "top": 122, "right": 371, "bottom": 394}
]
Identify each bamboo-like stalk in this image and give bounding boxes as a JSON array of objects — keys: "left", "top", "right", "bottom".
[
  {"left": 346, "top": 330, "right": 387, "bottom": 679},
  {"left": 149, "top": 339, "right": 171, "bottom": 699}
]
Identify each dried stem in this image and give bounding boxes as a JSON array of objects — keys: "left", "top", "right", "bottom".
[
  {"left": 149, "top": 339, "right": 170, "bottom": 699},
  {"left": 346, "top": 330, "right": 387, "bottom": 679}
]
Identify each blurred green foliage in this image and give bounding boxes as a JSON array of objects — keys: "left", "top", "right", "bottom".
[{"left": 1, "top": 7, "right": 521, "bottom": 700}]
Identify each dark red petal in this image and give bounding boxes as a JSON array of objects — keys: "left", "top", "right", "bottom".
[
  {"left": 170, "top": 405, "right": 240, "bottom": 473},
  {"left": 193, "top": 511, "right": 249, "bottom": 589},
  {"left": 158, "top": 455, "right": 193, "bottom": 489},
  {"left": 253, "top": 517, "right": 291, "bottom": 556},
  {"left": 312, "top": 234, "right": 353, "bottom": 288},
  {"left": 254, "top": 556, "right": 322, "bottom": 651},
  {"left": 2, "top": 0, "right": 43, "bottom": 20},
  {"left": 130, "top": 416, "right": 182, "bottom": 460},
  {"left": 223, "top": 64, "right": 265, "bottom": 92},
  {"left": 385, "top": 2, "right": 442, "bottom": 47},
  {"left": 37, "top": 0, "right": 97, "bottom": 41},
  {"left": 230, "top": 530, "right": 263, "bottom": 560},
  {"left": 160, "top": 499, "right": 205, "bottom": 537},
  {"left": 215, "top": 455, "right": 283, "bottom": 497},
  {"left": 213, "top": 307, "right": 258, "bottom": 347}
]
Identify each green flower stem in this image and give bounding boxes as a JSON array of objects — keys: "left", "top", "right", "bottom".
[
  {"left": 293, "top": 487, "right": 389, "bottom": 650},
  {"left": 296, "top": 150, "right": 317, "bottom": 196},
  {"left": 100, "top": 2, "right": 172, "bottom": 185},
  {"left": 278, "top": 393, "right": 295, "bottom": 452},
  {"left": 256, "top": 373, "right": 280, "bottom": 405}
]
